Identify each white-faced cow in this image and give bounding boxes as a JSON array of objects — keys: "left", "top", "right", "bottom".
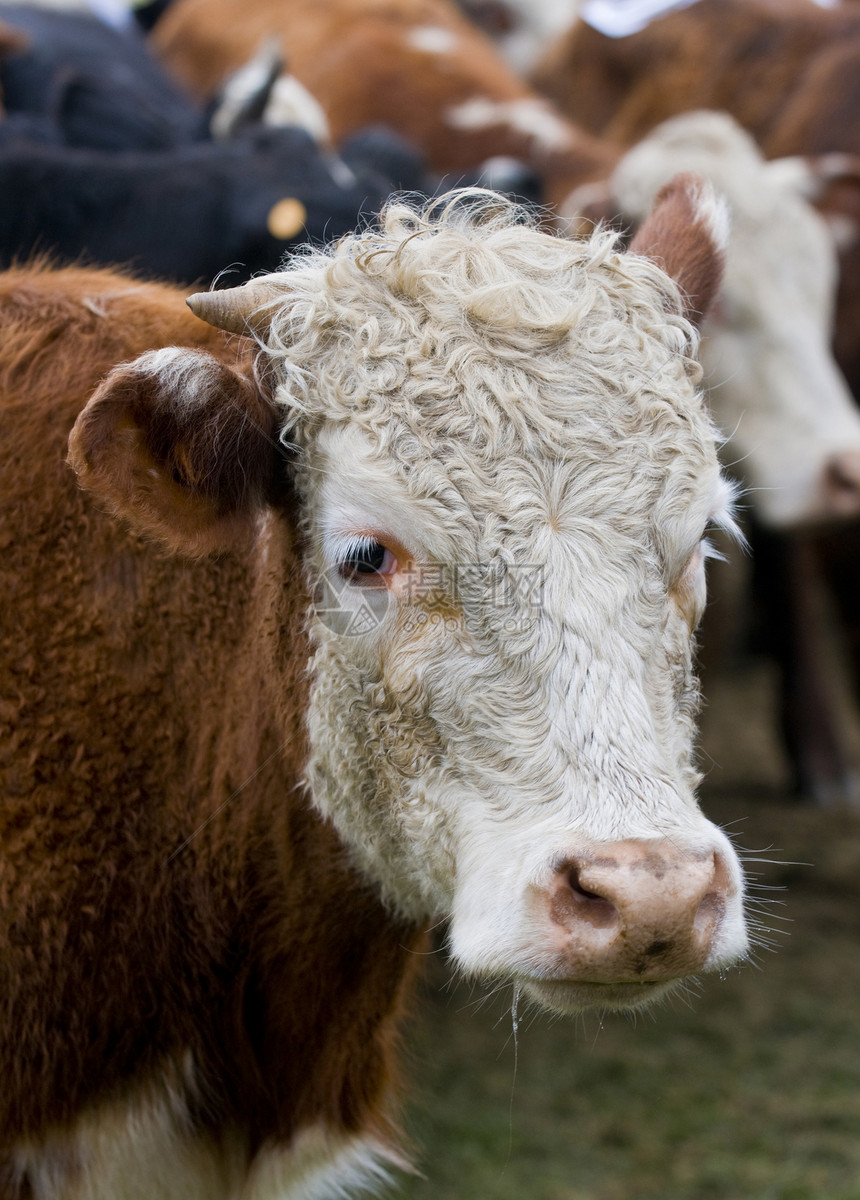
[
  {"left": 563, "top": 111, "right": 860, "bottom": 529},
  {"left": 533, "top": 0, "right": 860, "bottom": 399},
  {"left": 1, "top": 185, "right": 748, "bottom": 1199}
]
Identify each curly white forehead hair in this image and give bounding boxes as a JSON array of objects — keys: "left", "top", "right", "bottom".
[
  {"left": 242, "top": 189, "right": 721, "bottom": 584},
  {"left": 257, "top": 188, "right": 705, "bottom": 438}
]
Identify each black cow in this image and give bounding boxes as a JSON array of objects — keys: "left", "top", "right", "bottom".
[
  {"left": 0, "top": 124, "right": 426, "bottom": 284},
  {"left": 0, "top": 4, "right": 207, "bottom": 149}
]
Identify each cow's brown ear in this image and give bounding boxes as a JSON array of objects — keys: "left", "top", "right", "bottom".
[
  {"left": 628, "top": 171, "right": 728, "bottom": 328},
  {"left": 68, "top": 348, "right": 282, "bottom": 556}
]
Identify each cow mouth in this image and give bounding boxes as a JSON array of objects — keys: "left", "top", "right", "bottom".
[{"left": 519, "top": 976, "right": 678, "bottom": 1014}]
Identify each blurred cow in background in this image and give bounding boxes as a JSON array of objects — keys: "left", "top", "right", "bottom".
[
  {"left": 150, "top": 0, "right": 617, "bottom": 207},
  {"left": 0, "top": 2, "right": 433, "bottom": 281},
  {"left": 534, "top": 0, "right": 860, "bottom": 391},
  {"left": 564, "top": 111, "right": 860, "bottom": 531},
  {"left": 0, "top": 124, "right": 427, "bottom": 283},
  {"left": 0, "top": 2, "right": 207, "bottom": 148}
]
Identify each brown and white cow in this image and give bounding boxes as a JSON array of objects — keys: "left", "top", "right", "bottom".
[
  {"left": 1, "top": 184, "right": 747, "bottom": 1198},
  {"left": 563, "top": 110, "right": 860, "bottom": 529},
  {"left": 533, "top": 0, "right": 860, "bottom": 393},
  {"left": 533, "top": 0, "right": 860, "bottom": 151},
  {"left": 150, "top": 0, "right": 617, "bottom": 206}
]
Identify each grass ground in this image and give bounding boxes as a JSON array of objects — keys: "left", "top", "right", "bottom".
[{"left": 397, "top": 662, "right": 860, "bottom": 1200}]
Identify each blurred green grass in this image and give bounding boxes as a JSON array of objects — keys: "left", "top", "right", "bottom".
[{"left": 398, "top": 792, "right": 860, "bottom": 1200}]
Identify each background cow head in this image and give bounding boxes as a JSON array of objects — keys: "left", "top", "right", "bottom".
[{"left": 582, "top": 111, "right": 860, "bottom": 529}]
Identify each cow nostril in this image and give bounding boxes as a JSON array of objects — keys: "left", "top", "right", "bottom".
[
  {"left": 825, "top": 451, "right": 860, "bottom": 515},
  {"left": 694, "top": 890, "right": 726, "bottom": 937},
  {"left": 569, "top": 869, "right": 602, "bottom": 900},
  {"left": 567, "top": 867, "right": 618, "bottom": 928}
]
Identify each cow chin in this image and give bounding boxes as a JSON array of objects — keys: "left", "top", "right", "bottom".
[{"left": 518, "top": 976, "right": 681, "bottom": 1015}]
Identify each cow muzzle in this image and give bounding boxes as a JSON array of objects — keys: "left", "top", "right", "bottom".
[{"left": 518, "top": 837, "right": 746, "bottom": 1012}]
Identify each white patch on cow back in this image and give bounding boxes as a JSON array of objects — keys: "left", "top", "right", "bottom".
[
  {"left": 9, "top": 1056, "right": 246, "bottom": 1200},
  {"left": 244, "top": 1126, "right": 409, "bottom": 1200},
  {"left": 446, "top": 97, "right": 575, "bottom": 154},
  {"left": 10, "top": 1059, "right": 402, "bottom": 1200},
  {"left": 470, "top": 0, "right": 581, "bottom": 74},
  {"left": 406, "top": 25, "right": 459, "bottom": 55},
  {"left": 264, "top": 73, "right": 331, "bottom": 145},
  {"left": 581, "top": 0, "right": 701, "bottom": 38}
]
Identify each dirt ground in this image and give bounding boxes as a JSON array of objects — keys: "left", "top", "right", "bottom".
[{"left": 398, "top": 659, "right": 860, "bottom": 1200}]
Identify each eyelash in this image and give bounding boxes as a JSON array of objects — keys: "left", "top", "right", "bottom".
[{"left": 334, "top": 535, "right": 398, "bottom": 582}]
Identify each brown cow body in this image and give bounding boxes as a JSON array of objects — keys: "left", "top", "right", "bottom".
[
  {"left": 151, "top": 0, "right": 616, "bottom": 205},
  {"left": 0, "top": 266, "right": 420, "bottom": 1196},
  {"left": 534, "top": 0, "right": 860, "bottom": 151}
]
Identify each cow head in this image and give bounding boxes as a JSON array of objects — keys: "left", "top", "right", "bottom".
[
  {"left": 70, "top": 184, "right": 748, "bottom": 1013},
  {"left": 599, "top": 111, "right": 860, "bottom": 529}
]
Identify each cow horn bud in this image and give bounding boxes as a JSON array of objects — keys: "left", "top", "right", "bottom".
[{"left": 186, "top": 279, "right": 287, "bottom": 338}]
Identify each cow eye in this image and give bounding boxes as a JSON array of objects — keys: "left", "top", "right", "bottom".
[{"left": 337, "top": 538, "right": 397, "bottom": 582}]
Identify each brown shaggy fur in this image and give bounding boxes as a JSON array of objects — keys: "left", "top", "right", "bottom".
[{"left": 0, "top": 265, "right": 422, "bottom": 1184}]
